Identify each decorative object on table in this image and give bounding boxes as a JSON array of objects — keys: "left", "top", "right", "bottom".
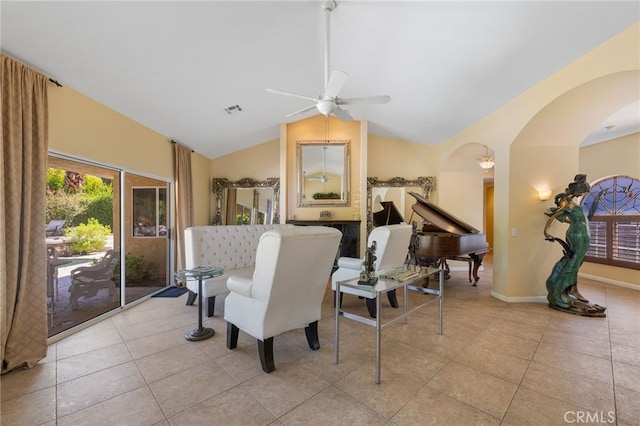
[
  {"left": 332, "top": 223, "right": 413, "bottom": 317},
  {"left": 175, "top": 266, "right": 224, "bottom": 340},
  {"left": 543, "top": 174, "right": 606, "bottom": 317},
  {"left": 358, "top": 241, "right": 378, "bottom": 286},
  {"left": 319, "top": 210, "right": 332, "bottom": 219},
  {"left": 406, "top": 221, "right": 421, "bottom": 270}
]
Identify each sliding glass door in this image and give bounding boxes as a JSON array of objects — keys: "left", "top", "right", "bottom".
[{"left": 46, "top": 154, "right": 171, "bottom": 337}]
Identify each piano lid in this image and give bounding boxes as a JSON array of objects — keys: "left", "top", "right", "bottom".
[
  {"left": 372, "top": 201, "right": 404, "bottom": 227},
  {"left": 408, "top": 191, "right": 481, "bottom": 235}
]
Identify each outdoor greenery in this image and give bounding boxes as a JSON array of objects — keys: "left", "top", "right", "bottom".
[
  {"left": 46, "top": 168, "right": 114, "bottom": 229},
  {"left": 113, "top": 252, "right": 154, "bottom": 285},
  {"left": 65, "top": 218, "right": 111, "bottom": 254}
]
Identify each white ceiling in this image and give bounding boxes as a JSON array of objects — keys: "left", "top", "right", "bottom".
[{"left": 1, "top": 1, "right": 638, "bottom": 159}]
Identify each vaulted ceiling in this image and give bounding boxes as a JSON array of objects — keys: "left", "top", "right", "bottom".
[{"left": 2, "top": 1, "right": 638, "bottom": 158}]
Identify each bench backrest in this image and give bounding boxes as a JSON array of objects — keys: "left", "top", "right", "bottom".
[{"left": 184, "top": 224, "right": 294, "bottom": 271}]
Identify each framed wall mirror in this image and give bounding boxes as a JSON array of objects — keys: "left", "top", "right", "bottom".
[
  {"left": 212, "top": 178, "right": 280, "bottom": 225},
  {"left": 366, "top": 176, "right": 435, "bottom": 234},
  {"left": 297, "top": 140, "right": 350, "bottom": 207}
]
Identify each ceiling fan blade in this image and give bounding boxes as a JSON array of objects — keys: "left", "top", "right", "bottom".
[
  {"left": 266, "top": 88, "right": 317, "bottom": 103},
  {"left": 323, "top": 70, "right": 348, "bottom": 98},
  {"left": 333, "top": 106, "right": 353, "bottom": 122},
  {"left": 285, "top": 104, "right": 318, "bottom": 118},
  {"left": 336, "top": 95, "right": 391, "bottom": 105}
]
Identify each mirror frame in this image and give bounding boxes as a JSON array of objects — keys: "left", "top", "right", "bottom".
[
  {"left": 212, "top": 177, "right": 280, "bottom": 225},
  {"left": 296, "top": 140, "right": 350, "bottom": 207},
  {"left": 366, "top": 176, "right": 435, "bottom": 234}
]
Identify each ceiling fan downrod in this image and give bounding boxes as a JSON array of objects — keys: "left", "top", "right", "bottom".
[{"left": 322, "top": 1, "right": 337, "bottom": 90}]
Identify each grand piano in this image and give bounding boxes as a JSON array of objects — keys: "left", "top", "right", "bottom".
[{"left": 407, "top": 191, "right": 489, "bottom": 285}]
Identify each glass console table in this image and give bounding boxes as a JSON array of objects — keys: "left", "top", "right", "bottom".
[
  {"left": 175, "top": 266, "right": 223, "bottom": 341},
  {"left": 334, "top": 265, "right": 443, "bottom": 384}
]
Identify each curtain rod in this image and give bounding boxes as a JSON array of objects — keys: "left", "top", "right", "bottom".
[
  {"left": 49, "top": 78, "right": 62, "bottom": 87},
  {"left": 171, "top": 140, "right": 194, "bottom": 153}
]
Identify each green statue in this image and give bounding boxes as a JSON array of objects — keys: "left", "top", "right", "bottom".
[{"left": 543, "top": 174, "right": 606, "bottom": 317}]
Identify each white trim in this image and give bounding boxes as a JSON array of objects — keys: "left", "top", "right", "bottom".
[
  {"left": 578, "top": 272, "right": 639, "bottom": 291},
  {"left": 491, "top": 291, "right": 547, "bottom": 303}
]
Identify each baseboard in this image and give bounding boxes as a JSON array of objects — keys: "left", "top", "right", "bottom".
[
  {"left": 578, "top": 273, "right": 639, "bottom": 291},
  {"left": 491, "top": 291, "right": 547, "bottom": 303}
]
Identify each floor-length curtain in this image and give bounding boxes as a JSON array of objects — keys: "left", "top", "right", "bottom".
[
  {"left": 173, "top": 143, "right": 194, "bottom": 275},
  {"left": 1, "top": 54, "right": 49, "bottom": 373},
  {"left": 226, "top": 189, "right": 237, "bottom": 225}
]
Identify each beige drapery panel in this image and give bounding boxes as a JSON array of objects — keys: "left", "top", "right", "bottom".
[
  {"left": 173, "top": 143, "right": 194, "bottom": 275},
  {"left": 225, "top": 189, "right": 237, "bottom": 225},
  {"left": 1, "top": 54, "right": 49, "bottom": 373}
]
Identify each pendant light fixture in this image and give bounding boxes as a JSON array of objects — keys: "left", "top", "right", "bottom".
[{"left": 477, "top": 145, "right": 495, "bottom": 169}]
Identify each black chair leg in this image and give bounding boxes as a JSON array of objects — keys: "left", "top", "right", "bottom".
[
  {"left": 206, "top": 296, "right": 216, "bottom": 317},
  {"left": 333, "top": 291, "right": 344, "bottom": 308},
  {"left": 226, "top": 322, "right": 239, "bottom": 349},
  {"left": 365, "top": 298, "right": 377, "bottom": 318},
  {"left": 185, "top": 290, "right": 197, "bottom": 306},
  {"left": 258, "top": 337, "right": 275, "bottom": 373},
  {"left": 387, "top": 289, "right": 399, "bottom": 308},
  {"left": 304, "top": 321, "right": 320, "bottom": 350}
]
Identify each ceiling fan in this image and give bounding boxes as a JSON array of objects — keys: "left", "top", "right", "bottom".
[{"left": 266, "top": 0, "right": 390, "bottom": 122}]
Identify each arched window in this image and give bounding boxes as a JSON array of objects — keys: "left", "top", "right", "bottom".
[{"left": 582, "top": 175, "right": 640, "bottom": 270}]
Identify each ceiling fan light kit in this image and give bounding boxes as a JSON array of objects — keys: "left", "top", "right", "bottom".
[{"left": 266, "top": 0, "right": 390, "bottom": 122}]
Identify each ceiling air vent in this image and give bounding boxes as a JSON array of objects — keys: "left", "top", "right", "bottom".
[{"left": 224, "top": 105, "right": 243, "bottom": 114}]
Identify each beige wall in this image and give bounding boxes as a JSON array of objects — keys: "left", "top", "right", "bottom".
[{"left": 48, "top": 85, "right": 212, "bottom": 235}]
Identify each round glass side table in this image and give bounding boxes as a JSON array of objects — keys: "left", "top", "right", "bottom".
[{"left": 175, "top": 266, "right": 224, "bottom": 341}]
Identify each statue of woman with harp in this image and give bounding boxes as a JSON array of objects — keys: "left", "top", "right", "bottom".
[{"left": 543, "top": 174, "right": 606, "bottom": 317}]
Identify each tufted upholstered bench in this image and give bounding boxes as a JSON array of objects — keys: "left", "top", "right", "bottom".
[{"left": 183, "top": 224, "right": 294, "bottom": 317}]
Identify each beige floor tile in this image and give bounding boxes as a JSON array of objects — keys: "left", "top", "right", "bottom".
[
  {"left": 521, "top": 361, "right": 614, "bottom": 413},
  {"left": 427, "top": 361, "right": 518, "bottom": 418},
  {"left": 382, "top": 341, "right": 448, "bottom": 383},
  {"left": 215, "top": 346, "right": 268, "bottom": 383},
  {"left": 240, "top": 363, "right": 330, "bottom": 417},
  {"left": 0, "top": 386, "right": 56, "bottom": 426},
  {"left": 497, "top": 305, "right": 552, "bottom": 328},
  {"left": 124, "top": 327, "right": 192, "bottom": 359},
  {"left": 532, "top": 342, "right": 613, "bottom": 384},
  {"left": 56, "top": 361, "right": 146, "bottom": 417},
  {"left": 612, "top": 361, "right": 640, "bottom": 393},
  {"left": 279, "top": 386, "right": 387, "bottom": 426},
  {"left": 56, "top": 342, "right": 132, "bottom": 383},
  {"left": 391, "top": 386, "right": 501, "bottom": 426},
  {"left": 335, "top": 364, "right": 425, "bottom": 418},
  {"left": 504, "top": 386, "right": 604, "bottom": 426},
  {"left": 541, "top": 328, "right": 612, "bottom": 360},
  {"left": 611, "top": 342, "right": 640, "bottom": 367},
  {"left": 609, "top": 326, "right": 640, "bottom": 349},
  {"left": 168, "top": 386, "right": 276, "bottom": 426},
  {"left": 295, "top": 345, "right": 367, "bottom": 384},
  {"left": 472, "top": 329, "right": 539, "bottom": 360},
  {"left": 398, "top": 327, "right": 467, "bottom": 359},
  {"left": 614, "top": 384, "right": 640, "bottom": 426},
  {"left": 56, "top": 328, "right": 123, "bottom": 360},
  {"left": 114, "top": 317, "right": 180, "bottom": 342},
  {"left": 56, "top": 386, "right": 165, "bottom": 426},
  {"left": 487, "top": 317, "right": 546, "bottom": 342},
  {"left": 546, "top": 315, "right": 611, "bottom": 342},
  {"left": 149, "top": 359, "right": 237, "bottom": 417},
  {"left": 453, "top": 340, "right": 529, "bottom": 384},
  {"left": 1, "top": 362, "right": 56, "bottom": 402},
  {"left": 135, "top": 341, "right": 209, "bottom": 383}
]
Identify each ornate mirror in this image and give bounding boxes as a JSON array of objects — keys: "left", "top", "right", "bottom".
[
  {"left": 366, "top": 176, "right": 435, "bottom": 234},
  {"left": 212, "top": 178, "right": 280, "bottom": 225},
  {"left": 297, "top": 140, "right": 350, "bottom": 207}
]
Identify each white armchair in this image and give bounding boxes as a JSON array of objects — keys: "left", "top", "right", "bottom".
[
  {"left": 331, "top": 224, "right": 413, "bottom": 317},
  {"left": 224, "top": 226, "right": 342, "bottom": 373}
]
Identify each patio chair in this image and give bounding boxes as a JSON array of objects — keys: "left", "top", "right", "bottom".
[
  {"left": 69, "top": 248, "right": 121, "bottom": 309},
  {"left": 45, "top": 220, "right": 66, "bottom": 237}
]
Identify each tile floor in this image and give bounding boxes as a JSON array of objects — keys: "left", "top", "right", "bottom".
[{"left": 2, "top": 257, "right": 639, "bottom": 426}]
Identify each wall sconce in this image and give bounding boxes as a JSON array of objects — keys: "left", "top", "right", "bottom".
[
  {"left": 537, "top": 189, "right": 552, "bottom": 201},
  {"left": 477, "top": 145, "right": 495, "bottom": 169}
]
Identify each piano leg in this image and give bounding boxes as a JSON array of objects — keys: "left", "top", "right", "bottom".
[{"left": 469, "top": 253, "right": 486, "bottom": 286}]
